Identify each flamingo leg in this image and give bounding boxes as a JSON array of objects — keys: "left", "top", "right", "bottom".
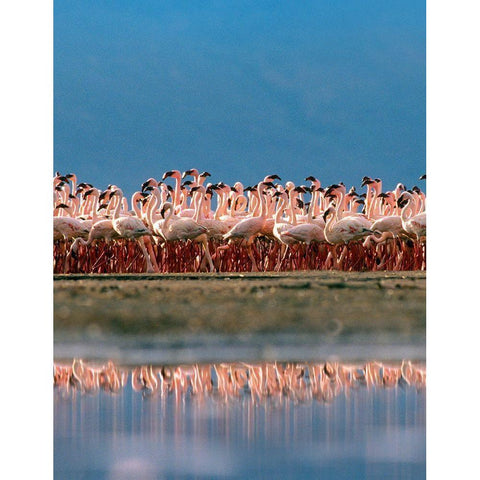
[{"left": 136, "top": 237, "right": 156, "bottom": 273}]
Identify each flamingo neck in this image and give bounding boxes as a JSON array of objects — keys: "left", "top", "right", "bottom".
[
  {"left": 419, "top": 193, "right": 426, "bottom": 213},
  {"left": 257, "top": 182, "right": 268, "bottom": 219},
  {"left": 275, "top": 196, "right": 287, "bottom": 224},
  {"left": 193, "top": 190, "right": 205, "bottom": 222},
  {"left": 251, "top": 192, "right": 260, "bottom": 217},
  {"left": 335, "top": 190, "right": 346, "bottom": 221},
  {"left": 214, "top": 192, "right": 223, "bottom": 220},
  {"left": 288, "top": 191, "right": 298, "bottom": 225},
  {"left": 400, "top": 194, "right": 415, "bottom": 223},
  {"left": 113, "top": 192, "right": 123, "bottom": 220},
  {"left": 229, "top": 193, "right": 236, "bottom": 217},
  {"left": 131, "top": 193, "right": 143, "bottom": 219},
  {"left": 148, "top": 189, "right": 162, "bottom": 227},
  {"left": 70, "top": 196, "right": 80, "bottom": 217},
  {"left": 163, "top": 204, "right": 175, "bottom": 228},
  {"left": 90, "top": 193, "right": 99, "bottom": 223},
  {"left": 220, "top": 191, "right": 231, "bottom": 217},
  {"left": 307, "top": 191, "right": 316, "bottom": 223},
  {"left": 365, "top": 186, "right": 374, "bottom": 218},
  {"left": 173, "top": 175, "right": 181, "bottom": 207},
  {"left": 324, "top": 212, "right": 335, "bottom": 237}
]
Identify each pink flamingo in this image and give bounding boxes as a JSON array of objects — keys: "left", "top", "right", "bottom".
[
  {"left": 158, "top": 202, "right": 215, "bottom": 272},
  {"left": 223, "top": 179, "right": 275, "bottom": 271},
  {"left": 110, "top": 188, "right": 157, "bottom": 273},
  {"left": 398, "top": 191, "right": 426, "bottom": 240}
]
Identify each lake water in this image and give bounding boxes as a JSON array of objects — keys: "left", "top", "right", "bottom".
[{"left": 54, "top": 361, "right": 425, "bottom": 480}]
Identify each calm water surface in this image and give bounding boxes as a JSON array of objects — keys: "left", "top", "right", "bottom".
[{"left": 55, "top": 376, "right": 425, "bottom": 479}]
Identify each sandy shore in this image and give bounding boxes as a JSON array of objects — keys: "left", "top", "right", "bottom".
[{"left": 55, "top": 271, "right": 425, "bottom": 336}]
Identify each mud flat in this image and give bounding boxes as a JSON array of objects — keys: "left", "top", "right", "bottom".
[{"left": 54, "top": 271, "right": 425, "bottom": 363}]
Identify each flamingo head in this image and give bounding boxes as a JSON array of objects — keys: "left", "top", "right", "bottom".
[
  {"left": 182, "top": 168, "right": 199, "bottom": 179},
  {"left": 190, "top": 185, "right": 206, "bottom": 195},
  {"left": 160, "top": 202, "right": 173, "bottom": 218},
  {"left": 346, "top": 186, "right": 358, "bottom": 197},
  {"left": 264, "top": 174, "right": 281, "bottom": 182},
  {"left": 162, "top": 170, "right": 181, "bottom": 180},
  {"left": 361, "top": 176, "right": 373, "bottom": 187},
  {"left": 324, "top": 185, "right": 340, "bottom": 197},
  {"left": 83, "top": 188, "right": 95, "bottom": 199},
  {"left": 397, "top": 193, "right": 410, "bottom": 208},
  {"left": 99, "top": 189, "right": 111, "bottom": 201},
  {"left": 261, "top": 181, "right": 275, "bottom": 191},
  {"left": 66, "top": 173, "right": 77, "bottom": 184},
  {"left": 55, "top": 203, "right": 70, "bottom": 210},
  {"left": 141, "top": 178, "right": 158, "bottom": 191},
  {"left": 322, "top": 207, "right": 335, "bottom": 222},
  {"left": 110, "top": 188, "right": 124, "bottom": 198}
]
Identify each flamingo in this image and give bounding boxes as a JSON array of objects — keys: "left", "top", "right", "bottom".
[
  {"left": 55, "top": 171, "right": 427, "bottom": 273},
  {"left": 323, "top": 206, "right": 373, "bottom": 269},
  {"left": 271, "top": 191, "right": 298, "bottom": 271},
  {"left": 53, "top": 204, "right": 90, "bottom": 241},
  {"left": 398, "top": 192, "right": 426, "bottom": 240},
  {"left": 223, "top": 179, "right": 275, "bottom": 271},
  {"left": 162, "top": 170, "right": 183, "bottom": 210},
  {"left": 190, "top": 185, "right": 232, "bottom": 240},
  {"left": 158, "top": 202, "right": 215, "bottom": 272},
  {"left": 182, "top": 169, "right": 211, "bottom": 186},
  {"left": 110, "top": 188, "right": 157, "bottom": 273}
]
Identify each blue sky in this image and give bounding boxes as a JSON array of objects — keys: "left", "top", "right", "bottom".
[{"left": 54, "top": 0, "right": 425, "bottom": 197}]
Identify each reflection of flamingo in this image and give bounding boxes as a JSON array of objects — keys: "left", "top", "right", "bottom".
[{"left": 55, "top": 359, "right": 426, "bottom": 400}]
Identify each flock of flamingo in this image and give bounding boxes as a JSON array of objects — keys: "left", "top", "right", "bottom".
[
  {"left": 54, "top": 359, "right": 426, "bottom": 402},
  {"left": 53, "top": 170, "right": 426, "bottom": 273}
]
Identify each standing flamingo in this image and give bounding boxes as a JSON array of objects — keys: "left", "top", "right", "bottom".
[
  {"left": 158, "top": 202, "right": 215, "bottom": 272},
  {"left": 110, "top": 189, "right": 157, "bottom": 273},
  {"left": 397, "top": 192, "right": 426, "bottom": 240},
  {"left": 223, "top": 179, "right": 275, "bottom": 271}
]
